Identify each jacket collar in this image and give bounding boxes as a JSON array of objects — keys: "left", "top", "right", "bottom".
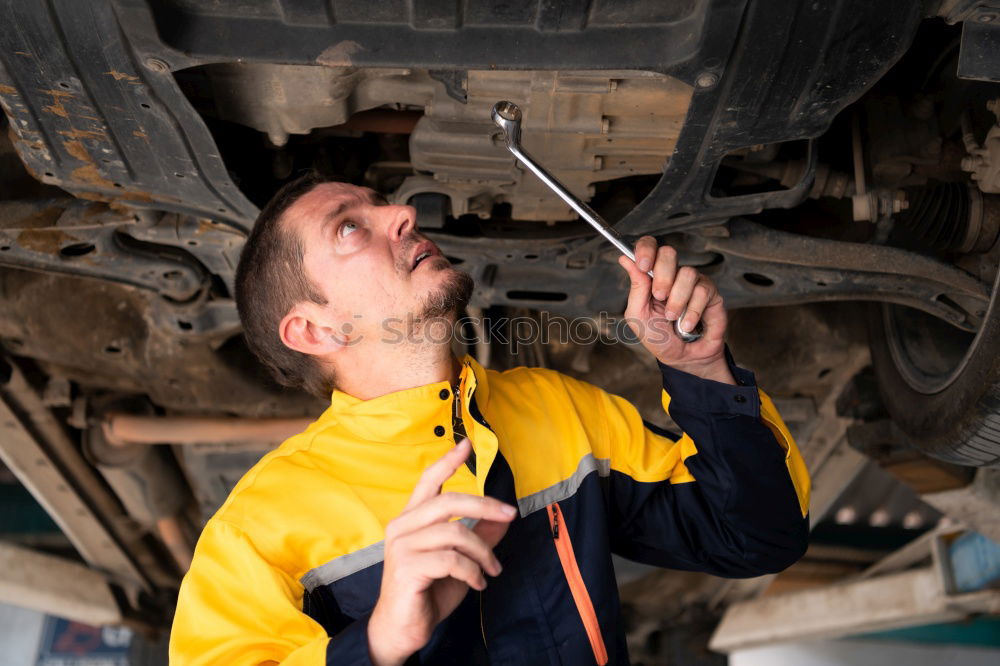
[{"left": 323, "top": 354, "right": 490, "bottom": 446}]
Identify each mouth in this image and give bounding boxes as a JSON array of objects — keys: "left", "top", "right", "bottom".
[{"left": 411, "top": 241, "right": 438, "bottom": 271}]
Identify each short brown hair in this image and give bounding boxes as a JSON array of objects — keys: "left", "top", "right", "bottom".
[{"left": 235, "top": 172, "right": 335, "bottom": 398}]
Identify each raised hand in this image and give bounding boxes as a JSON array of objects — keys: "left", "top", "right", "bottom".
[
  {"left": 367, "top": 438, "right": 516, "bottom": 665},
  {"left": 618, "top": 236, "right": 735, "bottom": 383}
]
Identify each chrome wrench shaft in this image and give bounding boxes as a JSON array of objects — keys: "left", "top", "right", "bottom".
[{"left": 491, "top": 100, "right": 703, "bottom": 343}]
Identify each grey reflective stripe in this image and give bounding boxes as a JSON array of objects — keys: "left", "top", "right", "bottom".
[
  {"left": 301, "top": 457, "right": 611, "bottom": 590},
  {"left": 300, "top": 517, "right": 479, "bottom": 591},
  {"left": 301, "top": 539, "right": 385, "bottom": 592},
  {"left": 517, "top": 453, "right": 610, "bottom": 517}
]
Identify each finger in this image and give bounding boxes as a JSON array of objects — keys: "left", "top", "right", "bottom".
[
  {"left": 634, "top": 236, "right": 658, "bottom": 273},
  {"left": 651, "top": 245, "right": 678, "bottom": 302},
  {"left": 617, "top": 255, "right": 652, "bottom": 314},
  {"left": 698, "top": 286, "right": 727, "bottom": 341},
  {"left": 664, "top": 266, "right": 699, "bottom": 322},
  {"left": 407, "top": 551, "right": 487, "bottom": 591},
  {"left": 404, "top": 438, "right": 472, "bottom": 510},
  {"left": 393, "top": 492, "right": 516, "bottom": 537},
  {"left": 400, "top": 522, "right": 502, "bottom": 576},
  {"left": 678, "top": 279, "right": 715, "bottom": 334},
  {"left": 472, "top": 518, "right": 512, "bottom": 550}
]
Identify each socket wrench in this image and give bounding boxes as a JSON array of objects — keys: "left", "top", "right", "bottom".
[{"left": 491, "top": 100, "right": 703, "bottom": 343}]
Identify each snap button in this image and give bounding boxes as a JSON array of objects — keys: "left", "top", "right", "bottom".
[
  {"left": 439, "top": 388, "right": 449, "bottom": 400},
  {"left": 434, "top": 425, "right": 446, "bottom": 436},
  {"left": 734, "top": 394, "right": 747, "bottom": 404}
]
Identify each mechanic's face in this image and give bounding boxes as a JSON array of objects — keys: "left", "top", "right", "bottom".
[{"left": 283, "top": 182, "right": 471, "bottom": 347}]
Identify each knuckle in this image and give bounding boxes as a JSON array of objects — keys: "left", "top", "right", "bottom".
[{"left": 679, "top": 266, "right": 697, "bottom": 280}]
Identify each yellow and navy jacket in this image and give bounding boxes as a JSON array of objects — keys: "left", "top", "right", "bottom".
[{"left": 170, "top": 351, "right": 810, "bottom": 665}]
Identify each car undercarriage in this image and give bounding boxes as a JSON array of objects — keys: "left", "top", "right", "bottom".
[{"left": 1, "top": 0, "right": 999, "bottom": 657}]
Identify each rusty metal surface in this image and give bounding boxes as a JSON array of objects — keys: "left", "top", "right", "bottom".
[
  {"left": 0, "top": 199, "right": 206, "bottom": 300},
  {"left": 0, "top": 0, "right": 257, "bottom": 229},
  {"left": 0, "top": 269, "right": 322, "bottom": 416}
]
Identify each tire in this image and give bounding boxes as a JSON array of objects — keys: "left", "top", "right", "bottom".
[{"left": 868, "top": 270, "right": 1000, "bottom": 466}]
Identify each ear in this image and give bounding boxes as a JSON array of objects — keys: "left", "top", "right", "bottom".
[{"left": 279, "top": 303, "right": 349, "bottom": 357}]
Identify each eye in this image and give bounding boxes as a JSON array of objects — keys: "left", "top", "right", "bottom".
[{"left": 339, "top": 220, "right": 359, "bottom": 238}]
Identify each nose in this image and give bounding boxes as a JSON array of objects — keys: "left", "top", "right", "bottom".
[{"left": 386, "top": 203, "right": 417, "bottom": 243}]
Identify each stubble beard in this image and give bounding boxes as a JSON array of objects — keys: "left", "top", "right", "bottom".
[
  {"left": 417, "top": 261, "right": 474, "bottom": 321},
  {"left": 397, "top": 234, "right": 474, "bottom": 323}
]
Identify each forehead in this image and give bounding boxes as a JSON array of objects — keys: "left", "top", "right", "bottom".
[{"left": 283, "top": 182, "right": 368, "bottom": 234}]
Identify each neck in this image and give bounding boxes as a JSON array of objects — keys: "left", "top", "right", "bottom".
[{"left": 332, "top": 319, "right": 462, "bottom": 401}]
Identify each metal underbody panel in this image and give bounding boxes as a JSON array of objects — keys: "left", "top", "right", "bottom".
[
  {"left": 193, "top": 64, "right": 692, "bottom": 222},
  {"left": 0, "top": 0, "right": 998, "bottom": 638}
]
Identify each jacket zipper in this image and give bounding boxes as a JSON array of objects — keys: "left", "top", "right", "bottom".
[
  {"left": 453, "top": 384, "right": 475, "bottom": 475},
  {"left": 453, "top": 384, "right": 486, "bottom": 650},
  {"left": 547, "top": 502, "right": 608, "bottom": 665}
]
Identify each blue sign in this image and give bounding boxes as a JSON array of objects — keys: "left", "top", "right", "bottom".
[{"left": 35, "top": 617, "right": 132, "bottom": 666}]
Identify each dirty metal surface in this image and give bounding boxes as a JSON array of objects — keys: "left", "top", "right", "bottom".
[
  {"left": 424, "top": 219, "right": 993, "bottom": 327},
  {"left": 0, "top": 269, "right": 322, "bottom": 416},
  {"left": 0, "top": 0, "right": 257, "bottom": 229},
  {"left": 699, "top": 220, "right": 991, "bottom": 331},
  {"left": 104, "top": 0, "right": 917, "bottom": 231},
  {"left": 409, "top": 69, "right": 693, "bottom": 222},
  {"left": 0, "top": 199, "right": 206, "bottom": 301}
]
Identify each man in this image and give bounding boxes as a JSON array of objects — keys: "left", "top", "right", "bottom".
[{"left": 169, "top": 173, "right": 810, "bottom": 665}]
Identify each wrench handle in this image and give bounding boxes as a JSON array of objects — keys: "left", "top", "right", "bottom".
[{"left": 492, "top": 101, "right": 703, "bottom": 343}]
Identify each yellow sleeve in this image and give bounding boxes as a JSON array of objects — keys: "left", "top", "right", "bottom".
[{"left": 169, "top": 519, "right": 331, "bottom": 665}]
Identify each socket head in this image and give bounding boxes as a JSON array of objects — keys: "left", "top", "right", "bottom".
[{"left": 491, "top": 101, "right": 522, "bottom": 149}]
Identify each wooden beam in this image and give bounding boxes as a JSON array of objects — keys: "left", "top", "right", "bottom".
[
  {"left": 709, "top": 566, "right": 1000, "bottom": 653},
  {"left": 0, "top": 541, "right": 121, "bottom": 625}
]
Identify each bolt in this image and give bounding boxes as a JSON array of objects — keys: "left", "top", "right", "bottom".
[
  {"left": 145, "top": 58, "right": 169, "bottom": 73},
  {"left": 695, "top": 72, "right": 718, "bottom": 89}
]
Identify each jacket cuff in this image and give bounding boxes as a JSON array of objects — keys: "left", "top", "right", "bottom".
[
  {"left": 326, "top": 612, "right": 375, "bottom": 665},
  {"left": 657, "top": 345, "right": 760, "bottom": 418}
]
